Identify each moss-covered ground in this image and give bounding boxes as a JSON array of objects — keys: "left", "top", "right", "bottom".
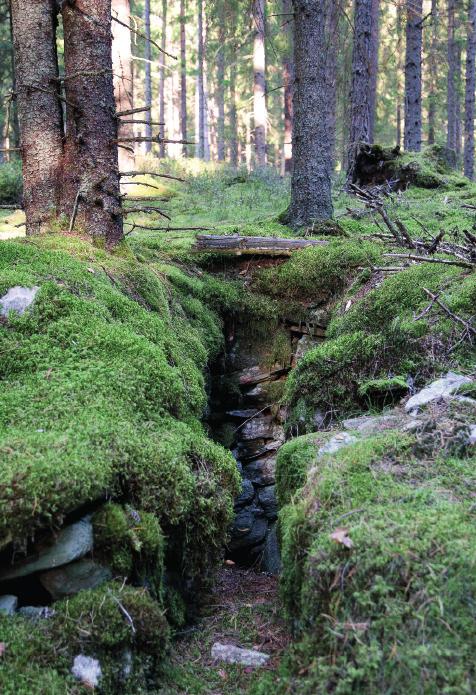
[{"left": 0, "top": 149, "right": 475, "bottom": 692}]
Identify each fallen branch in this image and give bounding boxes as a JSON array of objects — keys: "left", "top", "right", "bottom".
[
  {"left": 464, "top": 229, "right": 476, "bottom": 245},
  {"left": 383, "top": 253, "right": 474, "bottom": 269},
  {"left": 124, "top": 223, "right": 211, "bottom": 233},
  {"left": 68, "top": 190, "right": 82, "bottom": 233},
  {"left": 120, "top": 181, "right": 163, "bottom": 191},
  {"left": 120, "top": 171, "right": 185, "bottom": 183},
  {"left": 422, "top": 287, "right": 476, "bottom": 337},
  {"left": 192, "top": 234, "right": 328, "bottom": 256},
  {"left": 116, "top": 106, "right": 151, "bottom": 118},
  {"left": 122, "top": 206, "right": 171, "bottom": 220}
]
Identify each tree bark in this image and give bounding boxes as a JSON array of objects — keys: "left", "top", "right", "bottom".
[
  {"left": 180, "top": 0, "right": 188, "bottom": 156},
  {"left": 404, "top": 0, "right": 423, "bottom": 151},
  {"left": 197, "top": 0, "right": 205, "bottom": 158},
  {"left": 10, "top": 0, "right": 64, "bottom": 235},
  {"left": 112, "top": 0, "right": 134, "bottom": 170},
  {"left": 447, "top": 0, "right": 462, "bottom": 154},
  {"left": 158, "top": 0, "right": 167, "bottom": 158},
  {"left": 464, "top": 0, "right": 476, "bottom": 178},
  {"left": 61, "top": 0, "right": 123, "bottom": 248},
  {"left": 347, "top": 0, "right": 380, "bottom": 179},
  {"left": 286, "top": 0, "right": 338, "bottom": 227},
  {"left": 396, "top": 0, "right": 403, "bottom": 147},
  {"left": 282, "top": 0, "right": 294, "bottom": 174},
  {"left": 252, "top": 0, "right": 267, "bottom": 166},
  {"left": 144, "top": 0, "right": 153, "bottom": 152},
  {"left": 216, "top": 8, "right": 226, "bottom": 161},
  {"left": 229, "top": 59, "right": 239, "bottom": 167},
  {"left": 428, "top": 0, "right": 438, "bottom": 144},
  {"left": 368, "top": 0, "right": 380, "bottom": 141}
]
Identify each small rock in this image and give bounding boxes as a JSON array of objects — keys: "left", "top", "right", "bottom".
[
  {"left": 211, "top": 642, "right": 270, "bottom": 668},
  {"left": 40, "top": 559, "right": 112, "bottom": 600},
  {"left": 72, "top": 655, "right": 102, "bottom": 688},
  {"left": 234, "top": 479, "right": 255, "bottom": 509},
  {"left": 342, "top": 414, "right": 408, "bottom": 436},
  {"left": 260, "top": 524, "right": 281, "bottom": 575},
  {"left": 240, "top": 417, "right": 281, "bottom": 442},
  {"left": 230, "top": 514, "right": 268, "bottom": 550},
  {"left": 18, "top": 606, "right": 55, "bottom": 620},
  {"left": 405, "top": 372, "right": 472, "bottom": 413},
  {"left": 243, "top": 457, "right": 276, "bottom": 486},
  {"left": 258, "top": 485, "right": 278, "bottom": 520},
  {"left": 317, "top": 433, "right": 358, "bottom": 458},
  {"left": 0, "top": 595, "right": 17, "bottom": 616},
  {"left": 0, "top": 516, "right": 94, "bottom": 581},
  {"left": 0, "top": 286, "right": 39, "bottom": 317}
]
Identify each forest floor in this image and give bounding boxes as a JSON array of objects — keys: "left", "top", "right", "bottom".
[{"left": 158, "top": 566, "right": 290, "bottom": 694}]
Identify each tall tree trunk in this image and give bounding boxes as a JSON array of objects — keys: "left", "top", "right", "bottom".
[
  {"left": 396, "top": 0, "right": 403, "bottom": 147},
  {"left": 464, "top": 0, "right": 476, "bottom": 177},
  {"left": 61, "top": 0, "right": 123, "bottom": 248},
  {"left": 428, "top": 0, "right": 438, "bottom": 144},
  {"left": 180, "top": 0, "right": 188, "bottom": 156},
  {"left": 282, "top": 0, "right": 294, "bottom": 174},
  {"left": 197, "top": 0, "right": 205, "bottom": 158},
  {"left": 447, "top": 0, "right": 461, "bottom": 154},
  {"left": 368, "top": 0, "right": 380, "bottom": 141},
  {"left": 112, "top": 0, "right": 134, "bottom": 170},
  {"left": 229, "top": 60, "right": 239, "bottom": 167},
  {"left": 10, "top": 0, "right": 64, "bottom": 235},
  {"left": 158, "top": 0, "right": 167, "bottom": 158},
  {"left": 286, "top": 0, "right": 338, "bottom": 227},
  {"left": 347, "top": 0, "right": 380, "bottom": 179},
  {"left": 144, "top": 0, "right": 152, "bottom": 152},
  {"left": 216, "top": 15, "right": 226, "bottom": 162},
  {"left": 404, "top": 0, "right": 423, "bottom": 151},
  {"left": 252, "top": 0, "right": 267, "bottom": 166}
]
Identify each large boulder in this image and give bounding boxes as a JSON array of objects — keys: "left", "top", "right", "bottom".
[
  {"left": 40, "top": 559, "right": 112, "bottom": 600},
  {"left": 0, "top": 286, "right": 39, "bottom": 317},
  {"left": 405, "top": 372, "right": 472, "bottom": 413}
]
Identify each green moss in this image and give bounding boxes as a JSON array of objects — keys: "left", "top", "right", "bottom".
[
  {"left": 357, "top": 375, "right": 409, "bottom": 406},
  {"left": 254, "top": 240, "right": 382, "bottom": 302},
  {"left": 275, "top": 433, "right": 329, "bottom": 507},
  {"left": 0, "top": 161, "right": 22, "bottom": 205},
  {"left": 274, "top": 428, "right": 476, "bottom": 694}
]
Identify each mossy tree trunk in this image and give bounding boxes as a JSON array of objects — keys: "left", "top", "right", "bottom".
[
  {"left": 10, "top": 0, "right": 64, "bottom": 236},
  {"left": 285, "top": 0, "right": 337, "bottom": 227},
  {"left": 61, "top": 0, "right": 123, "bottom": 248},
  {"left": 404, "top": 0, "right": 423, "bottom": 152}
]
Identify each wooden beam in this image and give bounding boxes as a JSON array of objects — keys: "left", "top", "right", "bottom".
[{"left": 192, "top": 234, "right": 328, "bottom": 256}]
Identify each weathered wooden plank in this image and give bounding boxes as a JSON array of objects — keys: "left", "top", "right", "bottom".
[{"left": 192, "top": 234, "right": 328, "bottom": 256}]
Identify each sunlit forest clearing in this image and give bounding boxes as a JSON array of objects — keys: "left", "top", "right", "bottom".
[{"left": 0, "top": 0, "right": 475, "bottom": 693}]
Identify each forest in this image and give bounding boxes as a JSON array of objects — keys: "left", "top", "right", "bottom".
[{"left": 0, "top": 0, "right": 475, "bottom": 693}]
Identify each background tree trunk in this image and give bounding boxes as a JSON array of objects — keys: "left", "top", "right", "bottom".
[
  {"left": 447, "top": 0, "right": 461, "bottom": 154},
  {"left": 61, "top": 0, "right": 123, "bottom": 248},
  {"left": 252, "top": 0, "right": 267, "bottom": 166},
  {"left": 10, "top": 0, "right": 64, "bottom": 235},
  {"left": 197, "top": 0, "right": 205, "bottom": 158},
  {"left": 282, "top": 0, "right": 294, "bottom": 174},
  {"left": 229, "top": 59, "right": 239, "bottom": 167},
  {"left": 216, "top": 11, "right": 226, "bottom": 161},
  {"left": 158, "top": 0, "right": 167, "bottom": 158},
  {"left": 368, "top": 0, "right": 380, "bottom": 141},
  {"left": 428, "top": 0, "right": 438, "bottom": 144},
  {"left": 286, "top": 0, "right": 338, "bottom": 227},
  {"left": 112, "top": 0, "right": 134, "bottom": 170},
  {"left": 464, "top": 0, "right": 476, "bottom": 178},
  {"left": 180, "top": 0, "right": 188, "bottom": 156},
  {"left": 144, "top": 0, "right": 153, "bottom": 152},
  {"left": 404, "top": 0, "right": 423, "bottom": 151},
  {"left": 396, "top": 1, "right": 403, "bottom": 147},
  {"left": 347, "top": 0, "right": 380, "bottom": 179}
]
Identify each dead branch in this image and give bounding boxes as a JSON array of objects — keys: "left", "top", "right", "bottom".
[
  {"left": 124, "top": 223, "right": 212, "bottom": 235},
  {"left": 112, "top": 15, "right": 176, "bottom": 60},
  {"left": 426, "top": 230, "right": 445, "bottom": 254},
  {"left": 422, "top": 287, "right": 476, "bottom": 337},
  {"left": 120, "top": 181, "right": 163, "bottom": 191},
  {"left": 0, "top": 147, "right": 21, "bottom": 153},
  {"left": 464, "top": 229, "right": 476, "bottom": 245},
  {"left": 192, "top": 234, "right": 328, "bottom": 256},
  {"left": 119, "top": 120, "right": 165, "bottom": 126},
  {"left": 0, "top": 204, "right": 21, "bottom": 209},
  {"left": 119, "top": 171, "right": 185, "bottom": 183},
  {"left": 122, "top": 196, "right": 166, "bottom": 202},
  {"left": 68, "top": 190, "right": 82, "bottom": 233},
  {"left": 122, "top": 207, "right": 171, "bottom": 220},
  {"left": 383, "top": 253, "right": 473, "bottom": 269},
  {"left": 114, "top": 136, "right": 195, "bottom": 145},
  {"left": 116, "top": 106, "right": 151, "bottom": 118}
]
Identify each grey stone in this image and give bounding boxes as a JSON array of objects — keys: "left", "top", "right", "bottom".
[
  {"left": 244, "top": 457, "right": 276, "bottom": 486},
  {"left": 18, "top": 606, "right": 55, "bottom": 620},
  {"left": 71, "top": 655, "right": 102, "bottom": 688},
  {"left": 230, "top": 515, "right": 268, "bottom": 550},
  {"left": 404, "top": 372, "right": 472, "bottom": 413},
  {"left": 342, "top": 413, "right": 408, "bottom": 436},
  {"left": 0, "top": 595, "right": 17, "bottom": 615},
  {"left": 240, "top": 417, "right": 282, "bottom": 442},
  {"left": 317, "top": 432, "right": 358, "bottom": 458},
  {"left": 0, "top": 286, "right": 39, "bottom": 317},
  {"left": 226, "top": 409, "right": 260, "bottom": 419},
  {"left": 468, "top": 425, "right": 476, "bottom": 446},
  {"left": 260, "top": 524, "right": 281, "bottom": 575},
  {"left": 211, "top": 642, "right": 270, "bottom": 667},
  {"left": 258, "top": 485, "right": 278, "bottom": 520},
  {"left": 234, "top": 479, "right": 255, "bottom": 509},
  {"left": 294, "top": 335, "right": 320, "bottom": 362},
  {"left": 40, "top": 559, "right": 112, "bottom": 599},
  {"left": 0, "top": 516, "right": 93, "bottom": 581}
]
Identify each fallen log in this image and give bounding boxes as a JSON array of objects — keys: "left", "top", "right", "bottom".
[{"left": 192, "top": 234, "right": 328, "bottom": 256}]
